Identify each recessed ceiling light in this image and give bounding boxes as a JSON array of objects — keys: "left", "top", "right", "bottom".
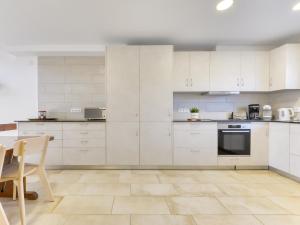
[
  {"left": 216, "top": 0, "right": 234, "bottom": 11},
  {"left": 293, "top": 2, "right": 300, "bottom": 11}
]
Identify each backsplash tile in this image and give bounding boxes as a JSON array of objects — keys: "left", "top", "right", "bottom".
[{"left": 38, "top": 56, "right": 105, "bottom": 119}]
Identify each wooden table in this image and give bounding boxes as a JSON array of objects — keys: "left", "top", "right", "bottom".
[{"left": 0, "top": 136, "right": 54, "bottom": 200}]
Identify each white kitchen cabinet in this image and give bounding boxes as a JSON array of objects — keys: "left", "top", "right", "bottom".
[
  {"left": 62, "top": 122, "right": 106, "bottom": 165},
  {"left": 173, "top": 122, "right": 218, "bottom": 166},
  {"left": 270, "top": 44, "right": 300, "bottom": 91},
  {"left": 106, "top": 46, "right": 140, "bottom": 122},
  {"left": 210, "top": 51, "right": 241, "bottom": 91},
  {"left": 240, "top": 51, "right": 269, "bottom": 92},
  {"left": 18, "top": 122, "right": 63, "bottom": 166},
  {"left": 140, "top": 122, "right": 172, "bottom": 165},
  {"left": 289, "top": 124, "right": 300, "bottom": 178},
  {"left": 237, "top": 122, "right": 269, "bottom": 166},
  {"left": 173, "top": 51, "right": 210, "bottom": 92},
  {"left": 140, "top": 46, "right": 173, "bottom": 122},
  {"left": 106, "top": 122, "right": 139, "bottom": 165},
  {"left": 269, "top": 122, "right": 290, "bottom": 173}
]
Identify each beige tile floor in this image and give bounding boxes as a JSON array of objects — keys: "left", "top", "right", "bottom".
[{"left": 2, "top": 169, "right": 300, "bottom": 225}]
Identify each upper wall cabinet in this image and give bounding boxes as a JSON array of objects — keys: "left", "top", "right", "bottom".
[
  {"left": 140, "top": 46, "right": 173, "bottom": 122},
  {"left": 173, "top": 51, "right": 210, "bottom": 92},
  {"left": 210, "top": 51, "right": 241, "bottom": 91},
  {"left": 270, "top": 44, "right": 300, "bottom": 91},
  {"left": 240, "top": 51, "right": 270, "bottom": 92},
  {"left": 106, "top": 46, "right": 140, "bottom": 122}
]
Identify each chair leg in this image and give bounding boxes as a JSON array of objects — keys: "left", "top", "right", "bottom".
[
  {"left": 0, "top": 203, "right": 10, "bottom": 225},
  {"left": 17, "top": 178, "right": 26, "bottom": 225},
  {"left": 38, "top": 168, "right": 55, "bottom": 202},
  {"left": 13, "top": 181, "right": 17, "bottom": 201}
]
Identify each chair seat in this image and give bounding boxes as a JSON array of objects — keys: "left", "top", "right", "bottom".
[{"left": 1, "top": 163, "right": 37, "bottom": 181}]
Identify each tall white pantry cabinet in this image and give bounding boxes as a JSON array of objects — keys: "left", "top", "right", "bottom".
[{"left": 106, "top": 45, "right": 173, "bottom": 166}]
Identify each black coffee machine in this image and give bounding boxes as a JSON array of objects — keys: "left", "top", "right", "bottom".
[{"left": 248, "top": 104, "right": 260, "bottom": 120}]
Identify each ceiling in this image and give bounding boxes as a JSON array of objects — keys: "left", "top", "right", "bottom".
[{"left": 1, "top": 0, "right": 300, "bottom": 50}]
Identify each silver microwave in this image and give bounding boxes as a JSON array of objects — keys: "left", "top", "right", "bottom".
[{"left": 84, "top": 108, "right": 106, "bottom": 120}]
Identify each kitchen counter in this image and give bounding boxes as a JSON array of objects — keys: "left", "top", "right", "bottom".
[
  {"left": 173, "top": 119, "right": 300, "bottom": 124},
  {"left": 15, "top": 119, "right": 106, "bottom": 122}
]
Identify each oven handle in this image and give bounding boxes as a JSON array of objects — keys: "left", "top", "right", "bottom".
[{"left": 221, "top": 130, "right": 250, "bottom": 133}]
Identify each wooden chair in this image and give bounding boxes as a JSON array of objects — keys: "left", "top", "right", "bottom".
[
  {"left": 12, "top": 136, "right": 55, "bottom": 202},
  {"left": 0, "top": 145, "right": 10, "bottom": 225},
  {"left": 0, "top": 142, "right": 25, "bottom": 225}
]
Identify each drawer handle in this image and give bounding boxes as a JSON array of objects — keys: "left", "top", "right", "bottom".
[
  {"left": 81, "top": 141, "right": 88, "bottom": 144},
  {"left": 36, "top": 123, "right": 45, "bottom": 126},
  {"left": 190, "top": 133, "right": 201, "bottom": 135},
  {"left": 80, "top": 132, "right": 89, "bottom": 135},
  {"left": 190, "top": 150, "right": 200, "bottom": 153},
  {"left": 37, "top": 132, "right": 45, "bottom": 135},
  {"left": 80, "top": 149, "right": 89, "bottom": 152}
]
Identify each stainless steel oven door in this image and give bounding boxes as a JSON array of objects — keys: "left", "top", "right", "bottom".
[{"left": 218, "top": 129, "right": 251, "bottom": 155}]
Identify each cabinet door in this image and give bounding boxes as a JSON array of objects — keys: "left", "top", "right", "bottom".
[
  {"left": 269, "top": 47, "right": 286, "bottom": 91},
  {"left": 240, "top": 52, "right": 265, "bottom": 91},
  {"left": 290, "top": 154, "right": 300, "bottom": 178},
  {"left": 247, "top": 122, "right": 268, "bottom": 166},
  {"left": 140, "top": 46, "right": 173, "bottom": 122},
  {"left": 173, "top": 52, "right": 190, "bottom": 92},
  {"left": 106, "top": 122, "right": 139, "bottom": 165},
  {"left": 106, "top": 46, "right": 140, "bottom": 122},
  {"left": 190, "top": 52, "right": 210, "bottom": 91},
  {"left": 140, "top": 122, "right": 172, "bottom": 165},
  {"left": 289, "top": 124, "right": 300, "bottom": 178},
  {"left": 286, "top": 44, "right": 300, "bottom": 89},
  {"left": 269, "top": 123, "right": 290, "bottom": 172},
  {"left": 210, "top": 51, "right": 240, "bottom": 91}
]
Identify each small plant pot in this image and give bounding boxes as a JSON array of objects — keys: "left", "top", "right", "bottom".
[{"left": 191, "top": 113, "right": 200, "bottom": 120}]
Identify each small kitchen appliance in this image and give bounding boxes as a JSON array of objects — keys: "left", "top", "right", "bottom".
[
  {"left": 293, "top": 107, "right": 300, "bottom": 121},
  {"left": 38, "top": 110, "right": 47, "bottom": 120},
  {"left": 278, "top": 108, "right": 294, "bottom": 121},
  {"left": 218, "top": 122, "right": 251, "bottom": 156},
  {"left": 248, "top": 104, "right": 260, "bottom": 120},
  {"left": 262, "top": 105, "right": 272, "bottom": 121},
  {"left": 84, "top": 107, "right": 106, "bottom": 120}
]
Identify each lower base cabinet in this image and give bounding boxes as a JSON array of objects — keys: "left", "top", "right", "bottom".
[
  {"left": 140, "top": 122, "right": 172, "bottom": 165},
  {"left": 106, "top": 122, "right": 139, "bottom": 165},
  {"left": 173, "top": 123, "right": 218, "bottom": 166},
  {"left": 269, "top": 123, "right": 290, "bottom": 173}
]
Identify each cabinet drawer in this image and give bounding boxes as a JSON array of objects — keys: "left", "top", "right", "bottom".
[
  {"left": 174, "top": 130, "right": 217, "bottom": 148},
  {"left": 18, "top": 122, "right": 62, "bottom": 131},
  {"left": 46, "top": 148, "right": 63, "bottom": 165},
  {"left": 48, "top": 140, "right": 62, "bottom": 148},
  {"left": 63, "top": 147, "right": 106, "bottom": 165},
  {"left": 174, "top": 122, "right": 217, "bottom": 131},
  {"left": 174, "top": 147, "right": 217, "bottom": 166},
  {"left": 18, "top": 130, "right": 63, "bottom": 140},
  {"left": 63, "top": 130, "right": 105, "bottom": 139},
  {"left": 63, "top": 122, "right": 105, "bottom": 131},
  {"left": 63, "top": 139, "right": 105, "bottom": 148}
]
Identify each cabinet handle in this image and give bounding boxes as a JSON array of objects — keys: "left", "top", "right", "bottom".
[
  {"left": 80, "top": 132, "right": 88, "bottom": 135},
  {"left": 37, "top": 132, "right": 45, "bottom": 135},
  {"left": 190, "top": 132, "right": 201, "bottom": 135},
  {"left": 185, "top": 78, "right": 188, "bottom": 87},
  {"left": 269, "top": 77, "right": 272, "bottom": 87},
  {"left": 136, "top": 113, "right": 139, "bottom": 117},
  {"left": 80, "top": 149, "right": 89, "bottom": 152},
  {"left": 81, "top": 140, "right": 88, "bottom": 144},
  {"left": 241, "top": 78, "right": 245, "bottom": 87},
  {"left": 237, "top": 78, "right": 240, "bottom": 87},
  {"left": 136, "top": 131, "right": 139, "bottom": 136},
  {"left": 190, "top": 78, "right": 193, "bottom": 87},
  {"left": 190, "top": 150, "right": 200, "bottom": 153}
]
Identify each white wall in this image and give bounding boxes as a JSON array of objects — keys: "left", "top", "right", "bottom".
[{"left": 0, "top": 52, "right": 38, "bottom": 124}]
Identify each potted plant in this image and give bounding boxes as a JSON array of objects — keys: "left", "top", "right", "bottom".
[{"left": 190, "top": 107, "right": 200, "bottom": 120}]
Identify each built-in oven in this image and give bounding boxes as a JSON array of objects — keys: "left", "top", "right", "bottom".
[{"left": 218, "top": 123, "right": 251, "bottom": 156}]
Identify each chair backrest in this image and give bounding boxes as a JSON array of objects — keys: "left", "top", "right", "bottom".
[
  {"left": 0, "top": 144, "right": 7, "bottom": 179},
  {"left": 14, "top": 136, "right": 49, "bottom": 166}
]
